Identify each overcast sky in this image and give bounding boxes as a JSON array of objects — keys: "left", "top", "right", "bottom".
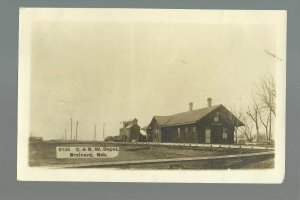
[{"left": 27, "top": 9, "right": 284, "bottom": 140}]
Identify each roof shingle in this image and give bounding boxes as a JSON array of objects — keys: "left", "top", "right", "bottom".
[
  {"left": 154, "top": 105, "right": 221, "bottom": 126},
  {"left": 153, "top": 104, "right": 243, "bottom": 127}
]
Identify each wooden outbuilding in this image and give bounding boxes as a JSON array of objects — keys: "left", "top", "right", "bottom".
[{"left": 119, "top": 118, "right": 141, "bottom": 142}]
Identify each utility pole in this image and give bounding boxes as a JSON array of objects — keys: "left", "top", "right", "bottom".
[
  {"left": 75, "top": 121, "right": 78, "bottom": 141},
  {"left": 65, "top": 129, "right": 67, "bottom": 141},
  {"left": 103, "top": 123, "right": 105, "bottom": 142},
  {"left": 94, "top": 125, "right": 97, "bottom": 141},
  {"left": 70, "top": 117, "right": 73, "bottom": 141}
]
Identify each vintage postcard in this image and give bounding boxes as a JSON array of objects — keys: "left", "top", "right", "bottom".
[{"left": 18, "top": 8, "right": 286, "bottom": 183}]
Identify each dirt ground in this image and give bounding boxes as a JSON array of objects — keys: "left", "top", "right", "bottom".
[{"left": 29, "top": 141, "right": 272, "bottom": 168}]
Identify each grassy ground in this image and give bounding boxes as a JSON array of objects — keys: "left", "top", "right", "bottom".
[
  {"left": 29, "top": 141, "right": 273, "bottom": 169},
  {"left": 242, "top": 158, "right": 274, "bottom": 169}
]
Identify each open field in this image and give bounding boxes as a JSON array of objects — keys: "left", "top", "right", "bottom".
[{"left": 29, "top": 141, "right": 274, "bottom": 169}]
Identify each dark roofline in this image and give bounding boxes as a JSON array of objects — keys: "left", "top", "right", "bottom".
[
  {"left": 154, "top": 104, "right": 221, "bottom": 118},
  {"left": 153, "top": 105, "right": 221, "bottom": 127},
  {"left": 120, "top": 124, "right": 140, "bottom": 129},
  {"left": 152, "top": 104, "right": 244, "bottom": 127}
]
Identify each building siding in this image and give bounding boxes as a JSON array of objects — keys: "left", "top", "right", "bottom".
[
  {"left": 119, "top": 124, "right": 141, "bottom": 142},
  {"left": 147, "top": 107, "right": 237, "bottom": 144}
]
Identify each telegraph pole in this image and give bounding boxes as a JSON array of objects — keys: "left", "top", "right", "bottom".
[
  {"left": 65, "top": 129, "right": 67, "bottom": 141},
  {"left": 70, "top": 117, "right": 73, "bottom": 141},
  {"left": 94, "top": 125, "right": 97, "bottom": 141},
  {"left": 75, "top": 121, "right": 78, "bottom": 141},
  {"left": 103, "top": 123, "right": 105, "bottom": 141}
]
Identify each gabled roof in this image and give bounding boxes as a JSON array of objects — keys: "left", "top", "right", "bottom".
[
  {"left": 121, "top": 124, "right": 139, "bottom": 129},
  {"left": 123, "top": 118, "right": 137, "bottom": 123},
  {"left": 152, "top": 104, "right": 243, "bottom": 127}
]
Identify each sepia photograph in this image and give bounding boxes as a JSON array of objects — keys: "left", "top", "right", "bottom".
[{"left": 18, "top": 8, "right": 286, "bottom": 183}]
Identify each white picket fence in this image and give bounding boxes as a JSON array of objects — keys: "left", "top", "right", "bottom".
[{"left": 111, "top": 141, "right": 274, "bottom": 150}]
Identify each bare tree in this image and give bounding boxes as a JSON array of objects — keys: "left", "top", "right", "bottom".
[
  {"left": 255, "top": 75, "right": 276, "bottom": 141},
  {"left": 256, "top": 76, "right": 276, "bottom": 116},
  {"left": 246, "top": 95, "right": 260, "bottom": 142},
  {"left": 257, "top": 107, "right": 270, "bottom": 141},
  {"left": 229, "top": 106, "right": 244, "bottom": 144},
  {"left": 228, "top": 105, "right": 255, "bottom": 144},
  {"left": 239, "top": 114, "right": 254, "bottom": 142}
]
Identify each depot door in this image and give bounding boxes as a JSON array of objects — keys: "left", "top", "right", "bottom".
[{"left": 205, "top": 129, "right": 211, "bottom": 144}]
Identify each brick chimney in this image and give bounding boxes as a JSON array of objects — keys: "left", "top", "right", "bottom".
[
  {"left": 189, "top": 102, "right": 193, "bottom": 111},
  {"left": 207, "top": 98, "right": 212, "bottom": 107}
]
